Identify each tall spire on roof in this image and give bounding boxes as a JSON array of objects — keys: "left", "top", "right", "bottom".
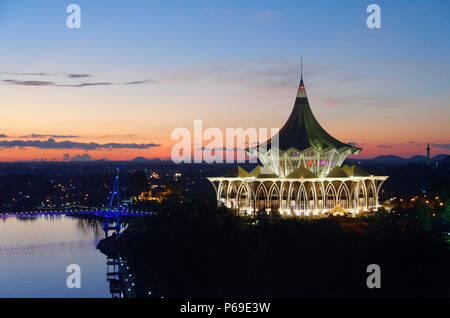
[
  {"left": 296, "top": 54, "right": 307, "bottom": 101},
  {"left": 301, "top": 53, "right": 303, "bottom": 80}
]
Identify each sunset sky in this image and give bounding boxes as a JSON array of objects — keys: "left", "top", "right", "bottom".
[{"left": 0, "top": 0, "right": 449, "bottom": 161}]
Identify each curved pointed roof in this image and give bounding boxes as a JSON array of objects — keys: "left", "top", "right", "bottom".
[
  {"left": 327, "top": 166, "right": 349, "bottom": 178},
  {"left": 341, "top": 165, "right": 370, "bottom": 177},
  {"left": 254, "top": 166, "right": 279, "bottom": 178},
  {"left": 250, "top": 166, "right": 261, "bottom": 177},
  {"left": 248, "top": 165, "right": 279, "bottom": 178},
  {"left": 250, "top": 76, "right": 361, "bottom": 154},
  {"left": 286, "top": 164, "right": 318, "bottom": 179}
]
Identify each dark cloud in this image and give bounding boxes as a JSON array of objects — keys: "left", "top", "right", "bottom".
[
  {"left": 0, "top": 72, "right": 50, "bottom": 76},
  {"left": 347, "top": 141, "right": 359, "bottom": 146},
  {"left": 0, "top": 134, "right": 8, "bottom": 138},
  {"left": 199, "top": 146, "right": 243, "bottom": 151},
  {"left": 1, "top": 70, "right": 155, "bottom": 87},
  {"left": 2, "top": 79, "right": 112, "bottom": 87},
  {"left": 98, "top": 134, "right": 137, "bottom": 138},
  {"left": 408, "top": 141, "right": 422, "bottom": 145},
  {"left": 63, "top": 153, "right": 99, "bottom": 162},
  {"left": 3, "top": 79, "right": 55, "bottom": 86},
  {"left": 67, "top": 73, "right": 92, "bottom": 78},
  {"left": 21, "top": 134, "right": 79, "bottom": 139},
  {"left": 3, "top": 79, "right": 154, "bottom": 88},
  {"left": 0, "top": 138, "right": 160, "bottom": 150},
  {"left": 70, "top": 153, "right": 93, "bottom": 161},
  {"left": 123, "top": 79, "right": 157, "bottom": 85},
  {"left": 431, "top": 143, "right": 450, "bottom": 150},
  {"left": 73, "top": 82, "right": 113, "bottom": 87},
  {"left": 378, "top": 144, "right": 393, "bottom": 149}
]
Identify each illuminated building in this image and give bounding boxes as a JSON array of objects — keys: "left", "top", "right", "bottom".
[{"left": 208, "top": 68, "right": 388, "bottom": 217}]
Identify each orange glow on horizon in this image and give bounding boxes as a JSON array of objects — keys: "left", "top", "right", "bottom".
[{"left": 0, "top": 139, "right": 448, "bottom": 162}]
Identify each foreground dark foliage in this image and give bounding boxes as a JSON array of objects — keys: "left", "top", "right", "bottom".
[{"left": 98, "top": 202, "right": 450, "bottom": 298}]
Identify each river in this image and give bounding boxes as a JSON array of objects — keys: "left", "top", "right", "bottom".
[{"left": 0, "top": 215, "right": 113, "bottom": 297}]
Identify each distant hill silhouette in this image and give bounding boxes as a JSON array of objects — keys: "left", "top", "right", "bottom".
[
  {"left": 132, "top": 156, "right": 162, "bottom": 163},
  {"left": 408, "top": 155, "right": 426, "bottom": 163},
  {"left": 437, "top": 155, "right": 450, "bottom": 165},
  {"left": 345, "top": 154, "right": 449, "bottom": 165},
  {"left": 372, "top": 155, "right": 406, "bottom": 164},
  {"left": 432, "top": 154, "right": 449, "bottom": 162}
]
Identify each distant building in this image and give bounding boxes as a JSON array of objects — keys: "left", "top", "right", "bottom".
[
  {"left": 208, "top": 68, "right": 388, "bottom": 217},
  {"left": 426, "top": 143, "right": 431, "bottom": 166}
]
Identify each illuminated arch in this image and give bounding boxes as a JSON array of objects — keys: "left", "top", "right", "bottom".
[
  {"left": 217, "top": 181, "right": 228, "bottom": 205},
  {"left": 357, "top": 181, "right": 367, "bottom": 212},
  {"left": 325, "top": 183, "right": 337, "bottom": 210},
  {"left": 316, "top": 183, "right": 325, "bottom": 211},
  {"left": 217, "top": 181, "right": 224, "bottom": 201},
  {"left": 337, "top": 183, "right": 350, "bottom": 210},
  {"left": 307, "top": 183, "right": 317, "bottom": 213},
  {"left": 256, "top": 183, "right": 269, "bottom": 213},
  {"left": 237, "top": 182, "right": 251, "bottom": 214},
  {"left": 268, "top": 183, "right": 280, "bottom": 214},
  {"left": 287, "top": 182, "right": 297, "bottom": 215},
  {"left": 368, "top": 181, "right": 377, "bottom": 210},
  {"left": 279, "top": 182, "right": 289, "bottom": 213},
  {"left": 227, "top": 181, "right": 238, "bottom": 210},
  {"left": 297, "top": 183, "right": 308, "bottom": 215}
]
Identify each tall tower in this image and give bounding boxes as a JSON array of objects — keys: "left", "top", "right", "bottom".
[{"left": 426, "top": 143, "right": 431, "bottom": 166}]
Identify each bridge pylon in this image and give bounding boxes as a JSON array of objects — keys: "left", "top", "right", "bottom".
[{"left": 104, "top": 168, "right": 122, "bottom": 237}]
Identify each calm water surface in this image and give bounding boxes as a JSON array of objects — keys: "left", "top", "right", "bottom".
[{"left": 0, "top": 215, "right": 112, "bottom": 297}]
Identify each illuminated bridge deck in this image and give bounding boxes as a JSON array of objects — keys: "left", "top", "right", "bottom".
[{"left": 0, "top": 209, "right": 154, "bottom": 218}]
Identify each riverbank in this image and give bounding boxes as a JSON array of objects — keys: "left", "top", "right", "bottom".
[{"left": 97, "top": 205, "right": 450, "bottom": 298}]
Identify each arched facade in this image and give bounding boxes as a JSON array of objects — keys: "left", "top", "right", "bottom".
[
  {"left": 209, "top": 176, "right": 388, "bottom": 217},
  {"left": 256, "top": 183, "right": 269, "bottom": 213}
]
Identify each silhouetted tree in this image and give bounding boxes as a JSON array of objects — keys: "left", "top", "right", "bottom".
[
  {"left": 416, "top": 201, "right": 432, "bottom": 232},
  {"left": 440, "top": 199, "right": 450, "bottom": 223},
  {"left": 127, "top": 171, "right": 149, "bottom": 196}
]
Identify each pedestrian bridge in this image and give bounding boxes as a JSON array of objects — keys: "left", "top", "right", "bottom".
[
  {"left": 0, "top": 209, "right": 153, "bottom": 218},
  {"left": 0, "top": 168, "right": 153, "bottom": 236}
]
